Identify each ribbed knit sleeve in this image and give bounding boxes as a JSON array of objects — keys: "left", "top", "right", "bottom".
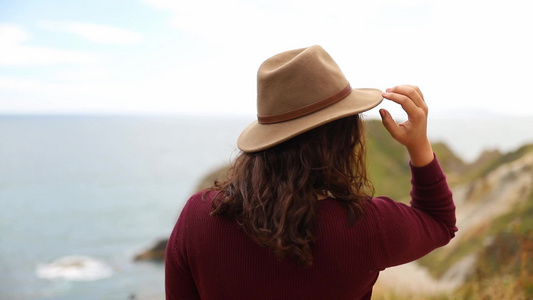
[
  {"left": 370, "top": 154, "right": 457, "bottom": 269},
  {"left": 409, "top": 155, "right": 458, "bottom": 233}
]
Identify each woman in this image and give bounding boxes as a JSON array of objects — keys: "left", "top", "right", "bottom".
[{"left": 165, "top": 45, "right": 457, "bottom": 299}]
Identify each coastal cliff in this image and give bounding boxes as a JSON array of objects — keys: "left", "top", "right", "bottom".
[{"left": 375, "top": 145, "right": 533, "bottom": 299}]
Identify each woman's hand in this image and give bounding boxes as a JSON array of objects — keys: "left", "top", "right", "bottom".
[{"left": 379, "top": 85, "right": 434, "bottom": 167}]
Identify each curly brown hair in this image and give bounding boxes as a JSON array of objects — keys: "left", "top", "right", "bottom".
[{"left": 208, "top": 114, "right": 374, "bottom": 267}]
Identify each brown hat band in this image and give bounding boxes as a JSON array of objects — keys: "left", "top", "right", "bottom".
[{"left": 257, "top": 84, "right": 352, "bottom": 124}]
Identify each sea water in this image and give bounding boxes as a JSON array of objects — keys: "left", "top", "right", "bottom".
[
  {"left": 0, "top": 115, "right": 249, "bottom": 300},
  {"left": 0, "top": 114, "right": 531, "bottom": 299}
]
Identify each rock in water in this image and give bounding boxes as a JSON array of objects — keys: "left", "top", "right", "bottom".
[{"left": 134, "top": 239, "right": 168, "bottom": 261}]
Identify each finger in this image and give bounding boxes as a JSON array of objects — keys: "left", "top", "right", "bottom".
[
  {"left": 379, "top": 109, "right": 403, "bottom": 140},
  {"left": 403, "top": 85, "right": 424, "bottom": 102},
  {"left": 382, "top": 90, "right": 420, "bottom": 117},
  {"left": 387, "top": 85, "right": 428, "bottom": 114},
  {"left": 387, "top": 86, "right": 425, "bottom": 109},
  {"left": 389, "top": 85, "right": 421, "bottom": 100},
  {"left": 404, "top": 85, "right": 427, "bottom": 114}
]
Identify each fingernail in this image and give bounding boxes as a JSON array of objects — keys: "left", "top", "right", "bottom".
[
  {"left": 379, "top": 109, "right": 385, "bottom": 117},
  {"left": 386, "top": 88, "right": 392, "bottom": 92}
]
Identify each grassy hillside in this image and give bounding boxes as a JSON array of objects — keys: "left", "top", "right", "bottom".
[
  {"left": 365, "top": 120, "right": 411, "bottom": 201},
  {"left": 420, "top": 145, "right": 533, "bottom": 299},
  {"left": 366, "top": 119, "right": 533, "bottom": 299},
  {"left": 364, "top": 119, "right": 467, "bottom": 200}
]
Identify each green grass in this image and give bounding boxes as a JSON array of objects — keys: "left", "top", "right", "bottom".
[
  {"left": 365, "top": 120, "right": 411, "bottom": 202},
  {"left": 365, "top": 120, "right": 471, "bottom": 201},
  {"left": 454, "top": 224, "right": 533, "bottom": 299}
]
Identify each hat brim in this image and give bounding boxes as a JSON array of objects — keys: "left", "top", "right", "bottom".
[{"left": 237, "top": 88, "right": 383, "bottom": 152}]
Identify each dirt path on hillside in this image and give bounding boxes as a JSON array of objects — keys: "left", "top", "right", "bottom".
[
  {"left": 374, "top": 253, "right": 476, "bottom": 295},
  {"left": 374, "top": 152, "right": 533, "bottom": 295}
]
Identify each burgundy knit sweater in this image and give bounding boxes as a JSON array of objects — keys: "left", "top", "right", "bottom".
[{"left": 165, "top": 156, "right": 457, "bottom": 300}]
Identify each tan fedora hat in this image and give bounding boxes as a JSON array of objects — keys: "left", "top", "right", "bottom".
[{"left": 237, "top": 45, "right": 383, "bottom": 152}]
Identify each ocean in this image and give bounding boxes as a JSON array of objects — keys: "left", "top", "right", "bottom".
[{"left": 0, "top": 114, "right": 531, "bottom": 299}]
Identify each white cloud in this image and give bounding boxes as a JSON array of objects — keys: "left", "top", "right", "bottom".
[
  {"left": 142, "top": 0, "right": 380, "bottom": 51},
  {"left": 0, "top": 77, "right": 47, "bottom": 90},
  {"left": 0, "top": 44, "right": 99, "bottom": 66},
  {"left": 140, "top": 0, "right": 533, "bottom": 117},
  {"left": 1, "top": 1, "right": 531, "bottom": 116},
  {"left": 0, "top": 24, "right": 99, "bottom": 66},
  {"left": 0, "top": 25, "right": 30, "bottom": 45},
  {"left": 40, "top": 21, "right": 144, "bottom": 44}
]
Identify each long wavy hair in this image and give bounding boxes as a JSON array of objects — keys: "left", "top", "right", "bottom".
[{"left": 208, "top": 114, "right": 374, "bottom": 267}]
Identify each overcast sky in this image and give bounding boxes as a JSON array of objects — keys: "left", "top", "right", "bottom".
[{"left": 0, "top": 0, "right": 531, "bottom": 118}]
